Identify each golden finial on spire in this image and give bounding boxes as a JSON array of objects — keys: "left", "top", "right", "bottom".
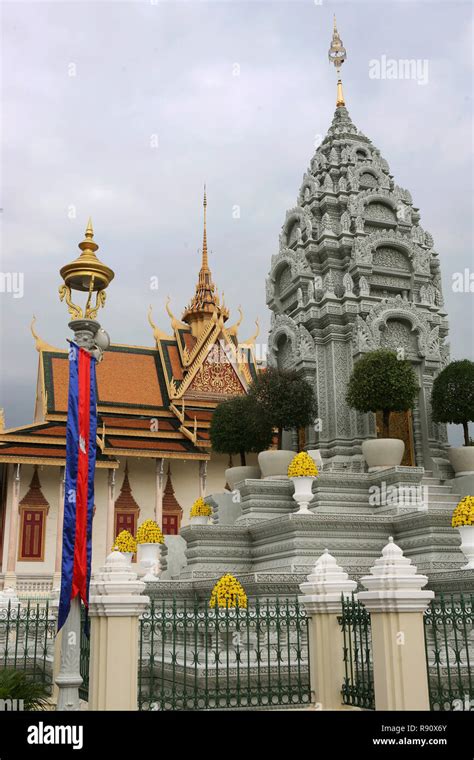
[
  {"left": 202, "top": 184, "right": 209, "bottom": 271},
  {"left": 181, "top": 188, "right": 228, "bottom": 336},
  {"left": 328, "top": 15, "right": 347, "bottom": 108}
]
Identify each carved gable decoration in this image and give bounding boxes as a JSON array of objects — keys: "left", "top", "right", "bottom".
[
  {"left": 373, "top": 246, "right": 411, "bottom": 272},
  {"left": 365, "top": 202, "right": 397, "bottom": 224},
  {"left": 380, "top": 319, "right": 419, "bottom": 357},
  {"left": 187, "top": 352, "right": 245, "bottom": 396}
]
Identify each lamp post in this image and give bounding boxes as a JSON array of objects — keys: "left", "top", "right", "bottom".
[{"left": 55, "top": 219, "right": 114, "bottom": 710}]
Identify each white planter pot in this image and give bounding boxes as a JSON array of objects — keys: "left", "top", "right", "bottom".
[
  {"left": 458, "top": 525, "right": 474, "bottom": 569},
  {"left": 258, "top": 450, "right": 295, "bottom": 480},
  {"left": 121, "top": 552, "right": 134, "bottom": 564},
  {"left": 448, "top": 447, "right": 474, "bottom": 477},
  {"left": 225, "top": 466, "right": 260, "bottom": 491},
  {"left": 291, "top": 476, "right": 315, "bottom": 514},
  {"left": 190, "top": 515, "right": 210, "bottom": 525},
  {"left": 137, "top": 542, "right": 162, "bottom": 581},
  {"left": 362, "top": 438, "right": 405, "bottom": 472}
]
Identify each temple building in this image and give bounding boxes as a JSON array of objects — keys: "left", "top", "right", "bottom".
[
  {"left": 0, "top": 191, "right": 259, "bottom": 592},
  {"left": 266, "top": 19, "right": 450, "bottom": 475}
]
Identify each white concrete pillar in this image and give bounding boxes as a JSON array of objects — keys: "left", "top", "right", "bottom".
[
  {"left": 299, "top": 549, "right": 357, "bottom": 710},
  {"left": 4, "top": 464, "right": 21, "bottom": 589},
  {"left": 357, "top": 536, "right": 434, "bottom": 711},
  {"left": 53, "top": 466, "right": 65, "bottom": 591},
  {"left": 106, "top": 468, "right": 116, "bottom": 556},
  {"left": 155, "top": 458, "right": 164, "bottom": 528},
  {"left": 88, "top": 550, "right": 149, "bottom": 710}
]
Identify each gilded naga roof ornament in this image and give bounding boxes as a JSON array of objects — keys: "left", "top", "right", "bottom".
[
  {"left": 328, "top": 15, "right": 347, "bottom": 108},
  {"left": 58, "top": 219, "right": 114, "bottom": 320}
]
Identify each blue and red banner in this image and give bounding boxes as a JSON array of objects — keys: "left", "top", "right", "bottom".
[{"left": 58, "top": 343, "right": 98, "bottom": 632}]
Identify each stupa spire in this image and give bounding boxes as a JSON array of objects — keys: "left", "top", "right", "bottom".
[{"left": 328, "top": 15, "right": 347, "bottom": 108}]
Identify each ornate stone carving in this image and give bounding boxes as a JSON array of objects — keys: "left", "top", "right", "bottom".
[
  {"left": 365, "top": 201, "right": 397, "bottom": 224},
  {"left": 353, "top": 315, "right": 376, "bottom": 352},
  {"left": 373, "top": 246, "right": 411, "bottom": 272},
  {"left": 359, "top": 276, "right": 370, "bottom": 296},
  {"left": 340, "top": 210, "right": 351, "bottom": 233},
  {"left": 343, "top": 272, "right": 354, "bottom": 295}
]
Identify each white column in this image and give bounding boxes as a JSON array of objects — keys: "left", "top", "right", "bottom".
[
  {"left": 4, "top": 464, "right": 21, "bottom": 589},
  {"left": 155, "top": 458, "right": 164, "bottom": 527},
  {"left": 299, "top": 549, "right": 357, "bottom": 710},
  {"left": 106, "top": 468, "right": 116, "bottom": 556},
  {"left": 54, "top": 595, "right": 82, "bottom": 711},
  {"left": 88, "top": 550, "right": 149, "bottom": 710},
  {"left": 53, "top": 466, "right": 65, "bottom": 591},
  {"left": 357, "top": 537, "right": 434, "bottom": 711}
]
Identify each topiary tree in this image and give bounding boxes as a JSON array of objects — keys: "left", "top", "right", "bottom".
[
  {"left": 210, "top": 395, "right": 274, "bottom": 466},
  {"left": 431, "top": 359, "right": 474, "bottom": 446},
  {"left": 346, "top": 349, "right": 419, "bottom": 438},
  {"left": 248, "top": 367, "right": 317, "bottom": 449}
]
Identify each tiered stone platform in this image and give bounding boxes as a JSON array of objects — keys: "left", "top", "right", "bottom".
[{"left": 153, "top": 468, "right": 474, "bottom": 600}]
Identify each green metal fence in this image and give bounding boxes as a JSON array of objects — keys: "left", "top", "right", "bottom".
[
  {"left": 424, "top": 593, "right": 474, "bottom": 711},
  {"left": 0, "top": 600, "right": 56, "bottom": 693},
  {"left": 79, "top": 604, "right": 90, "bottom": 701},
  {"left": 138, "top": 598, "right": 311, "bottom": 710},
  {"left": 339, "top": 594, "right": 375, "bottom": 710}
]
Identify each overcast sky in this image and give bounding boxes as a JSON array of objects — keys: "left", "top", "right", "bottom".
[{"left": 0, "top": 0, "right": 472, "bottom": 443}]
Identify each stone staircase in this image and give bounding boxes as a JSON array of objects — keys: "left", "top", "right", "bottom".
[{"left": 421, "top": 472, "right": 460, "bottom": 512}]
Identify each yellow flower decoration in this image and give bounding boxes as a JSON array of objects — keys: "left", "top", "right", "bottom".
[
  {"left": 452, "top": 495, "right": 474, "bottom": 528},
  {"left": 112, "top": 529, "right": 137, "bottom": 553},
  {"left": 190, "top": 497, "right": 213, "bottom": 518},
  {"left": 209, "top": 574, "right": 248, "bottom": 609},
  {"left": 136, "top": 519, "right": 165, "bottom": 544},
  {"left": 288, "top": 451, "right": 318, "bottom": 478}
]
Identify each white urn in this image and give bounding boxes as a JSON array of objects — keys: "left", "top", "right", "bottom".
[
  {"left": 458, "top": 525, "right": 474, "bottom": 569},
  {"left": 290, "top": 476, "right": 315, "bottom": 514},
  {"left": 190, "top": 515, "right": 210, "bottom": 525},
  {"left": 137, "top": 542, "right": 162, "bottom": 581}
]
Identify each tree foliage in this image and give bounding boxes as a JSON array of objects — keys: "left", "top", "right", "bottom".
[
  {"left": 0, "top": 670, "right": 49, "bottom": 710},
  {"left": 431, "top": 359, "right": 474, "bottom": 446},
  {"left": 346, "top": 349, "right": 419, "bottom": 438},
  {"left": 210, "top": 395, "right": 274, "bottom": 465},
  {"left": 248, "top": 367, "right": 317, "bottom": 449}
]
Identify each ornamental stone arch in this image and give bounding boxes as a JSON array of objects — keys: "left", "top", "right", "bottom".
[
  {"left": 364, "top": 298, "right": 435, "bottom": 359},
  {"left": 298, "top": 175, "right": 318, "bottom": 204},
  {"left": 354, "top": 163, "right": 390, "bottom": 191},
  {"left": 268, "top": 315, "right": 316, "bottom": 369},
  {"left": 280, "top": 206, "right": 314, "bottom": 248},
  {"left": 367, "top": 232, "right": 414, "bottom": 273},
  {"left": 350, "top": 144, "right": 371, "bottom": 163},
  {"left": 268, "top": 314, "right": 299, "bottom": 369}
]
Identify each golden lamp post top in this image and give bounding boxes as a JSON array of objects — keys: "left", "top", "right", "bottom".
[{"left": 59, "top": 219, "right": 115, "bottom": 321}]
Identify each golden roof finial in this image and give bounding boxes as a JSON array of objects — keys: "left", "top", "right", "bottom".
[
  {"left": 328, "top": 15, "right": 347, "bottom": 108},
  {"left": 181, "top": 188, "right": 228, "bottom": 334},
  {"left": 202, "top": 184, "right": 208, "bottom": 271}
]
